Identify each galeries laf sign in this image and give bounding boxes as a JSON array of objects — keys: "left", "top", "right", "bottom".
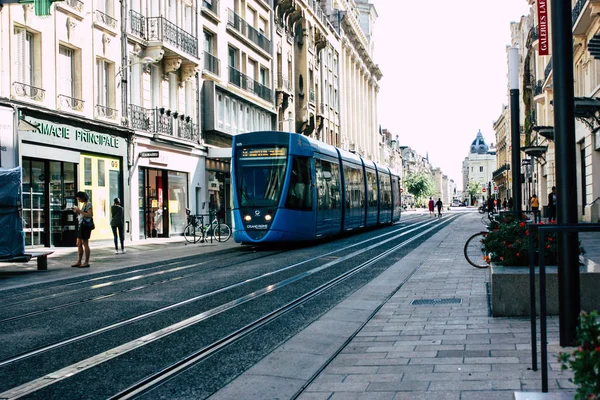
[
  {"left": 537, "top": 0, "right": 549, "bottom": 56},
  {"left": 22, "top": 116, "right": 121, "bottom": 149}
]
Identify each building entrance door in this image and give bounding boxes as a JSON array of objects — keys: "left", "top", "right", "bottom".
[{"left": 143, "top": 168, "right": 168, "bottom": 237}]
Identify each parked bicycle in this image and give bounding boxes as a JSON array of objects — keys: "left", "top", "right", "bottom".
[
  {"left": 464, "top": 212, "right": 501, "bottom": 269},
  {"left": 183, "top": 209, "right": 231, "bottom": 244}
]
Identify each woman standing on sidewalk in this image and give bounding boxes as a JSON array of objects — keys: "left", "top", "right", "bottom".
[
  {"left": 111, "top": 198, "right": 125, "bottom": 254},
  {"left": 72, "top": 191, "right": 93, "bottom": 268}
]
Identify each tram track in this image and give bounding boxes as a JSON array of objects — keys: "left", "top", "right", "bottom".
[
  {"left": 0, "top": 216, "right": 434, "bottom": 370},
  {"left": 111, "top": 216, "right": 453, "bottom": 400},
  {"left": 0, "top": 215, "right": 456, "bottom": 399},
  {"left": 0, "top": 216, "right": 426, "bottom": 324}
]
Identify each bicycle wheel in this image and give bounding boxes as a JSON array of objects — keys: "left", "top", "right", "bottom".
[
  {"left": 214, "top": 223, "right": 231, "bottom": 242},
  {"left": 183, "top": 223, "right": 201, "bottom": 244},
  {"left": 464, "top": 232, "right": 489, "bottom": 268}
]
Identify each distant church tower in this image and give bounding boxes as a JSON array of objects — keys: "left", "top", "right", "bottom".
[{"left": 463, "top": 130, "right": 496, "bottom": 205}]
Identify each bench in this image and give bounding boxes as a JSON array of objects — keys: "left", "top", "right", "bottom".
[{"left": 0, "top": 251, "right": 55, "bottom": 271}]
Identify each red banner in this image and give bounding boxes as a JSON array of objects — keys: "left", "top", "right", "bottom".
[{"left": 537, "top": 0, "right": 549, "bottom": 56}]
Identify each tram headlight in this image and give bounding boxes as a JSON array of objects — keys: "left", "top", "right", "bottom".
[
  {"left": 264, "top": 214, "right": 272, "bottom": 221},
  {"left": 243, "top": 215, "right": 252, "bottom": 222}
]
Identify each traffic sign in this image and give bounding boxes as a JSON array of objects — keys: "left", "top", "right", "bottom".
[
  {"left": 494, "top": 186, "right": 498, "bottom": 191},
  {"left": 400, "top": 188, "right": 404, "bottom": 193},
  {"left": 482, "top": 188, "right": 486, "bottom": 193}
]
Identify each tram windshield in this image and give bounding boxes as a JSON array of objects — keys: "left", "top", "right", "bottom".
[{"left": 235, "top": 146, "right": 288, "bottom": 207}]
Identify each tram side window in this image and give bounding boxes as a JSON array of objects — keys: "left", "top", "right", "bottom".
[
  {"left": 285, "top": 156, "right": 312, "bottom": 210},
  {"left": 315, "top": 159, "right": 341, "bottom": 210},
  {"left": 380, "top": 174, "right": 392, "bottom": 208},
  {"left": 367, "top": 171, "right": 378, "bottom": 207},
  {"left": 343, "top": 165, "right": 364, "bottom": 209}
]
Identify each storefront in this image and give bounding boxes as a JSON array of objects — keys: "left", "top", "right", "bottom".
[
  {"left": 131, "top": 141, "right": 206, "bottom": 240},
  {"left": 18, "top": 109, "right": 129, "bottom": 247},
  {"left": 206, "top": 158, "right": 231, "bottom": 224}
]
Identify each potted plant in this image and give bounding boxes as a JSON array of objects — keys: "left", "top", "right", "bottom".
[
  {"left": 482, "top": 215, "right": 584, "bottom": 266},
  {"left": 558, "top": 310, "right": 600, "bottom": 399}
]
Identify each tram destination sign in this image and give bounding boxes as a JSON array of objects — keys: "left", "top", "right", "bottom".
[
  {"left": 139, "top": 151, "right": 160, "bottom": 158},
  {"left": 241, "top": 148, "right": 286, "bottom": 158}
]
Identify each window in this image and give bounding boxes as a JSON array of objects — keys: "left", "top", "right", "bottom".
[
  {"left": 84, "top": 157, "right": 92, "bottom": 185},
  {"left": 14, "top": 27, "right": 35, "bottom": 85},
  {"left": 260, "top": 67, "right": 268, "bottom": 86},
  {"left": 58, "top": 46, "right": 74, "bottom": 97},
  {"left": 96, "top": 59, "right": 110, "bottom": 107},
  {"left": 259, "top": 17, "right": 268, "bottom": 37},
  {"left": 480, "top": 166, "right": 484, "bottom": 172},
  {"left": 204, "top": 31, "right": 214, "bottom": 54},
  {"left": 286, "top": 156, "right": 312, "bottom": 210},
  {"left": 228, "top": 46, "right": 238, "bottom": 68},
  {"left": 98, "top": 160, "right": 105, "bottom": 186},
  {"left": 247, "top": 7, "right": 256, "bottom": 27},
  {"left": 97, "top": 0, "right": 114, "bottom": 17}
]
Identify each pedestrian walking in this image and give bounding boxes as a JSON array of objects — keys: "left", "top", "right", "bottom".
[
  {"left": 502, "top": 198, "right": 507, "bottom": 211},
  {"left": 435, "top": 198, "right": 443, "bottom": 217},
  {"left": 531, "top": 193, "right": 540, "bottom": 223},
  {"left": 111, "top": 198, "right": 126, "bottom": 254},
  {"left": 71, "top": 191, "right": 93, "bottom": 268},
  {"left": 507, "top": 197, "right": 513, "bottom": 211},
  {"left": 548, "top": 186, "right": 557, "bottom": 222},
  {"left": 428, "top": 197, "right": 435, "bottom": 217},
  {"left": 487, "top": 196, "right": 495, "bottom": 213}
]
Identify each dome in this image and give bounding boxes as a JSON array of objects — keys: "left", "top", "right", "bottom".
[{"left": 470, "top": 130, "right": 489, "bottom": 154}]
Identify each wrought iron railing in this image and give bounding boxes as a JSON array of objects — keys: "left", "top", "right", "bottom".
[
  {"left": 147, "top": 16, "right": 198, "bottom": 58},
  {"left": 227, "top": 9, "right": 271, "bottom": 53},
  {"left": 202, "top": 0, "right": 219, "bottom": 17},
  {"left": 64, "top": 0, "right": 84, "bottom": 12},
  {"left": 204, "top": 51, "right": 220, "bottom": 75},
  {"left": 534, "top": 80, "right": 544, "bottom": 96},
  {"left": 531, "top": 25, "right": 538, "bottom": 41},
  {"left": 572, "top": 0, "right": 586, "bottom": 26},
  {"left": 229, "top": 66, "right": 272, "bottom": 102},
  {"left": 544, "top": 58, "right": 553, "bottom": 82},
  {"left": 57, "top": 94, "right": 85, "bottom": 111},
  {"left": 96, "top": 105, "right": 118, "bottom": 120},
  {"left": 95, "top": 10, "right": 117, "bottom": 29},
  {"left": 128, "top": 105, "right": 199, "bottom": 143},
  {"left": 492, "top": 163, "right": 510, "bottom": 179},
  {"left": 129, "top": 104, "right": 151, "bottom": 131},
  {"left": 12, "top": 82, "right": 45, "bottom": 101},
  {"left": 130, "top": 10, "right": 146, "bottom": 39}
]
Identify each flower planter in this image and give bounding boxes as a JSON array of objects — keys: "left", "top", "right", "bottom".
[{"left": 489, "top": 262, "right": 600, "bottom": 317}]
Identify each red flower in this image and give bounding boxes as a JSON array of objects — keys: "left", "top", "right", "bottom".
[
  {"left": 519, "top": 222, "right": 526, "bottom": 228},
  {"left": 525, "top": 230, "right": 529, "bottom": 236},
  {"left": 516, "top": 252, "right": 520, "bottom": 257},
  {"left": 547, "top": 245, "right": 551, "bottom": 249}
]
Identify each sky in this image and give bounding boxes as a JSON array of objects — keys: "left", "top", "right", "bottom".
[{"left": 370, "top": 0, "right": 531, "bottom": 189}]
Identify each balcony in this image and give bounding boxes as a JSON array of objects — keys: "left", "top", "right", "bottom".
[
  {"left": 57, "top": 0, "right": 84, "bottom": 13},
  {"left": 227, "top": 9, "right": 272, "bottom": 54},
  {"left": 534, "top": 80, "right": 544, "bottom": 96},
  {"left": 202, "top": 0, "right": 219, "bottom": 18},
  {"left": 95, "top": 104, "right": 118, "bottom": 120},
  {"left": 544, "top": 58, "right": 553, "bottom": 82},
  {"left": 128, "top": 105, "right": 199, "bottom": 143},
  {"left": 276, "top": 74, "right": 292, "bottom": 93},
  {"left": 12, "top": 82, "right": 45, "bottom": 101},
  {"left": 204, "top": 51, "right": 220, "bottom": 76},
  {"left": 147, "top": 16, "right": 198, "bottom": 58},
  {"left": 229, "top": 66, "right": 272, "bottom": 102},
  {"left": 57, "top": 94, "right": 84, "bottom": 111},
  {"left": 492, "top": 164, "right": 510, "bottom": 180},
  {"left": 129, "top": 10, "right": 146, "bottom": 39},
  {"left": 95, "top": 10, "right": 117, "bottom": 30}
]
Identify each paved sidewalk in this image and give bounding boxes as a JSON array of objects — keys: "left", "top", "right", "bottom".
[
  {"left": 299, "top": 212, "right": 578, "bottom": 399},
  {"left": 211, "top": 212, "right": 579, "bottom": 400},
  {"left": 0, "top": 235, "right": 239, "bottom": 291}
]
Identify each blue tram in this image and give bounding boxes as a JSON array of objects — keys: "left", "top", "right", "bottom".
[{"left": 231, "top": 131, "right": 401, "bottom": 244}]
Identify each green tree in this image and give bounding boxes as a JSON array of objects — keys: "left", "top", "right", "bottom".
[
  {"left": 404, "top": 173, "right": 434, "bottom": 205},
  {"left": 466, "top": 180, "right": 482, "bottom": 202}
]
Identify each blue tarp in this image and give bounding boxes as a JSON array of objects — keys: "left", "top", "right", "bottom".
[{"left": 0, "top": 167, "right": 25, "bottom": 258}]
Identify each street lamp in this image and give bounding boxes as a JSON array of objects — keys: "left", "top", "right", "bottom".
[{"left": 116, "top": 57, "right": 157, "bottom": 79}]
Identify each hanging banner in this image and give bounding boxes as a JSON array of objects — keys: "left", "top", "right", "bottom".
[{"left": 537, "top": 0, "right": 549, "bottom": 56}]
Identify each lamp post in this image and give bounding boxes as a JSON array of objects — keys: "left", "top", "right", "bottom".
[
  {"left": 551, "top": 0, "right": 580, "bottom": 346},
  {"left": 509, "top": 46, "right": 522, "bottom": 219}
]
